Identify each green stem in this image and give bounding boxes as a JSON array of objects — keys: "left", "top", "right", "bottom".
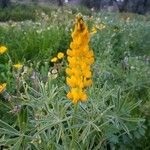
[
  {"left": 71, "top": 103, "right": 78, "bottom": 149},
  {"left": 6, "top": 53, "right": 12, "bottom": 63}
]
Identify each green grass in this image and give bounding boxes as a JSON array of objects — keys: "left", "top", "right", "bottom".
[
  {"left": 0, "top": 4, "right": 150, "bottom": 149},
  {"left": 0, "top": 4, "right": 37, "bottom": 21}
]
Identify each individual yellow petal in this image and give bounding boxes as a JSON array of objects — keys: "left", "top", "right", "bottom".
[
  {"left": 67, "top": 92, "right": 72, "bottom": 100},
  {"left": 66, "top": 76, "right": 76, "bottom": 88},
  {"left": 84, "top": 79, "right": 93, "bottom": 87},
  {"left": 86, "top": 57, "right": 94, "bottom": 65},
  {"left": 80, "top": 91, "right": 87, "bottom": 102},
  {"left": 71, "top": 88, "right": 80, "bottom": 104},
  {"left": 83, "top": 70, "right": 92, "bottom": 78},
  {"left": 66, "top": 49, "right": 72, "bottom": 56},
  {"left": 66, "top": 68, "right": 72, "bottom": 75},
  {"left": 87, "top": 50, "right": 94, "bottom": 58},
  {"left": 78, "top": 80, "right": 84, "bottom": 88}
]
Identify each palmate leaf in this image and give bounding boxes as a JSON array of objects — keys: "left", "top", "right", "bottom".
[
  {"left": 18, "top": 106, "right": 28, "bottom": 133},
  {"left": 10, "top": 136, "right": 23, "bottom": 150},
  {"left": 0, "top": 135, "right": 23, "bottom": 150},
  {"left": 0, "top": 119, "right": 19, "bottom": 136},
  {"left": 4, "top": 137, "right": 20, "bottom": 146},
  {"left": 79, "top": 124, "right": 91, "bottom": 143},
  {"left": 35, "top": 116, "right": 72, "bottom": 135}
]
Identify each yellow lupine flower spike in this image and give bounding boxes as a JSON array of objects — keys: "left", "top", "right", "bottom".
[{"left": 66, "top": 14, "right": 94, "bottom": 104}]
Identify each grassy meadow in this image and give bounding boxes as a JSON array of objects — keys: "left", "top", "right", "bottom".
[{"left": 0, "top": 4, "right": 150, "bottom": 149}]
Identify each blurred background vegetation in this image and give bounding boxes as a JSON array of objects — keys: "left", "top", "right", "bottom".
[
  {"left": 0, "top": 0, "right": 150, "bottom": 149},
  {"left": 1, "top": 0, "right": 150, "bottom": 14}
]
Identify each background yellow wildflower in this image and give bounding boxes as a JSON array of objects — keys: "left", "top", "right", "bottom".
[
  {"left": 0, "top": 83, "right": 7, "bottom": 93},
  {"left": 51, "top": 57, "right": 58, "bottom": 63},
  {"left": 13, "top": 63, "right": 23, "bottom": 69},
  {"left": 0, "top": 46, "right": 7, "bottom": 54},
  {"left": 57, "top": 52, "right": 64, "bottom": 59}
]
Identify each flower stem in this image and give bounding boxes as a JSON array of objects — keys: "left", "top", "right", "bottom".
[{"left": 71, "top": 103, "right": 78, "bottom": 149}]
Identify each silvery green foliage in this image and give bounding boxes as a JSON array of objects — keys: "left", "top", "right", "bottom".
[{"left": 0, "top": 78, "right": 145, "bottom": 149}]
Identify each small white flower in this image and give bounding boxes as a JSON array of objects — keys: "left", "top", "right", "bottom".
[{"left": 130, "top": 66, "right": 135, "bottom": 70}]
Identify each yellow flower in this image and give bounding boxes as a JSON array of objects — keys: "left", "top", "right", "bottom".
[
  {"left": 13, "top": 63, "right": 23, "bottom": 70},
  {"left": 66, "top": 14, "right": 94, "bottom": 104},
  {"left": 51, "top": 57, "right": 58, "bottom": 63},
  {"left": 83, "top": 79, "right": 93, "bottom": 87},
  {"left": 57, "top": 52, "right": 64, "bottom": 59},
  {"left": 96, "top": 23, "right": 106, "bottom": 30},
  {"left": 67, "top": 88, "right": 88, "bottom": 104},
  {"left": 66, "top": 76, "right": 77, "bottom": 88},
  {"left": 0, "top": 83, "right": 7, "bottom": 93},
  {"left": 0, "top": 46, "right": 7, "bottom": 55},
  {"left": 91, "top": 27, "right": 97, "bottom": 34}
]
